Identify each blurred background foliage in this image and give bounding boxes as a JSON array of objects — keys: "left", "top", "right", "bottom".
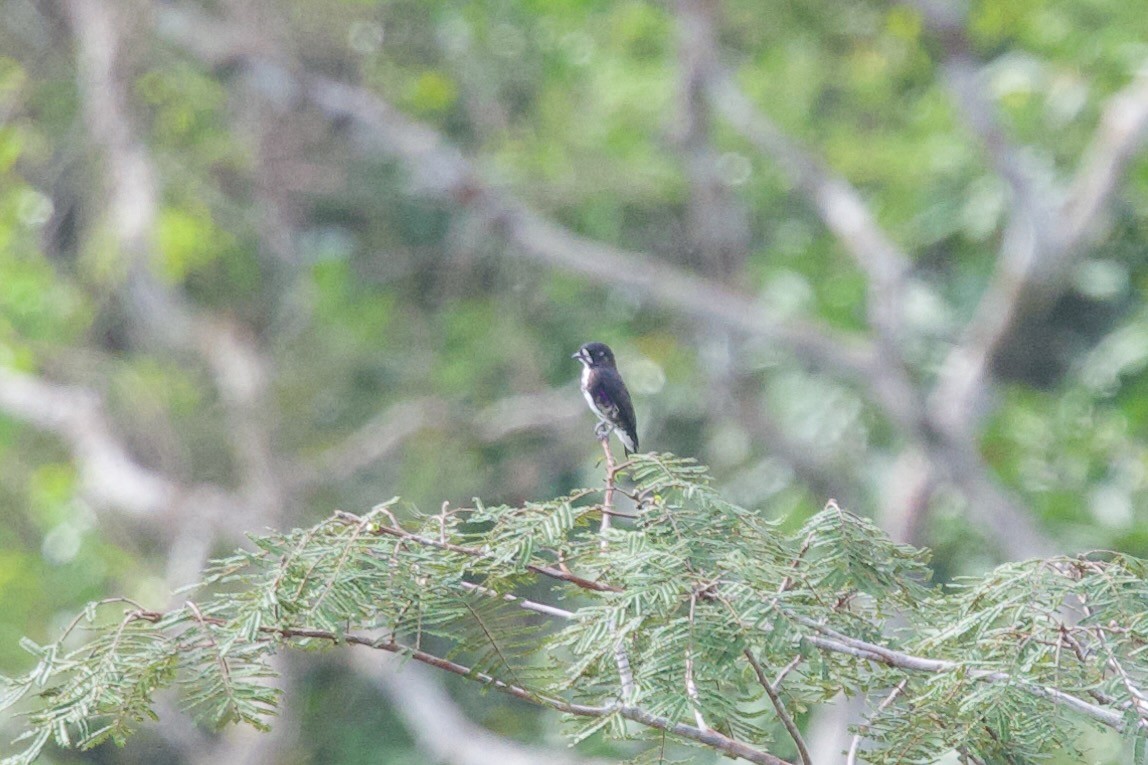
[{"left": 2, "top": 0, "right": 1148, "bottom": 762}]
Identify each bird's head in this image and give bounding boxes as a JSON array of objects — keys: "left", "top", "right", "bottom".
[{"left": 572, "top": 341, "right": 616, "bottom": 369}]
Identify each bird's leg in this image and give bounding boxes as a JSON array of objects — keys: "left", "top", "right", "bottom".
[{"left": 594, "top": 419, "right": 612, "bottom": 439}]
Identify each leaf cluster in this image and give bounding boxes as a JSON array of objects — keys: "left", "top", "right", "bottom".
[{"left": 2, "top": 456, "right": 1147, "bottom": 764}]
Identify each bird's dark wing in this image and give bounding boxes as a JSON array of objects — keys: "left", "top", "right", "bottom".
[{"left": 589, "top": 368, "right": 639, "bottom": 453}]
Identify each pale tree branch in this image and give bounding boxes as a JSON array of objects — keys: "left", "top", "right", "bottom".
[
  {"left": 0, "top": 366, "right": 176, "bottom": 516},
  {"left": 912, "top": 0, "right": 1053, "bottom": 438},
  {"left": 700, "top": 69, "right": 934, "bottom": 475},
  {"left": 504, "top": 206, "right": 882, "bottom": 385},
  {"left": 63, "top": 0, "right": 196, "bottom": 348},
  {"left": 0, "top": 365, "right": 252, "bottom": 558},
  {"left": 914, "top": 2, "right": 1148, "bottom": 438},
  {"left": 673, "top": 0, "right": 750, "bottom": 282},
  {"left": 457, "top": 581, "right": 578, "bottom": 621},
  {"left": 63, "top": 0, "right": 296, "bottom": 589},
  {"left": 63, "top": 6, "right": 297, "bottom": 765},
  {"left": 191, "top": 318, "right": 283, "bottom": 529},
  {"left": 289, "top": 389, "right": 586, "bottom": 492},
  {"left": 1060, "top": 66, "right": 1148, "bottom": 250},
  {"left": 846, "top": 679, "right": 907, "bottom": 765},
  {"left": 66, "top": 0, "right": 285, "bottom": 531},
  {"left": 152, "top": 2, "right": 885, "bottom": 396},
  {"left": 700, "top": 14, "right": 1051, "bottom": 557},
  {"left": 685, "top": 591, "right": 710, "bottom": 731},
  {"left": 789, "top": 613, "right": 1130, "bottom": 732},
  {"left": 705, "top": 72, "right": 913, "bottom": 352},
  {"left": 902, "top": 3, "right": 1148, "bottom": 559},
  {"left": 930, "top": 438, "right": 1053, "bottom": 558},
  {"left": 63, "top": 0, "right": 159, "bottom": 267},
  {"left": 290, "top": 398, "right": 447, "bottom": 489}
]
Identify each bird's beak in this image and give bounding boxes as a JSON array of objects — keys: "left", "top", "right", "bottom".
[{"left": 571, "top": 350, "right": 583, "bottom": 361}]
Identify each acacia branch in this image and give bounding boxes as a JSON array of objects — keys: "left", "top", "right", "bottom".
[
  {"left": 333, "top": 509, "right": 622, "bottom": 593},
  {"left": 268, "top": 626, "right": 793, "bottom": 765},
  {"left": 334, "top": 504, "right": 1120, "bottom": 735},
  {"left": 457, "top": 582, "right": 577, "bottom": 621},
  {"left": 357, "top": 651, "right": 613, "bottom": 765},
  {"left": 745, "top": 648, "right": 812, "bottom": 765},
  {"left": 790, "top": 614, "right": 1130, "bottom": 732}
]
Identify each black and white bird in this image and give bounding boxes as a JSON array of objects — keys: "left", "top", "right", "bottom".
[{"left": 572, "top": 341, "right": 639, "bottom": 455}]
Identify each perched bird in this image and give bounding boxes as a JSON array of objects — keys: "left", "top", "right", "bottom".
[{"left": 572, "top": 341, "right": 639, "bottom": 455}]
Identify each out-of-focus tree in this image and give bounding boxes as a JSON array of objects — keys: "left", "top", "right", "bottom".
[{"left": 1, "top": 0, "right": 1148, "bottom": 762}]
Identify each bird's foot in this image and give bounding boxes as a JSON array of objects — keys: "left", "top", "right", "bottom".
[{"left": 594, "top": 420, "right": 612, "bottom": 439}]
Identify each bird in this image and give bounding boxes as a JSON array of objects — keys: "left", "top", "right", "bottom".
[{"left": 572, "top": 341, "right": 639, "bottom": 455}]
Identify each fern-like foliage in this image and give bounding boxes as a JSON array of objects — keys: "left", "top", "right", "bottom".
[{"left": 2, "top": 454, "right": 1147, "bottom": 764}]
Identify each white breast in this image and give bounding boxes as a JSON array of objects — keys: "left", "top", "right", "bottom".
[{"left": 580, "top": 365, "right": 599, "bottom": 413}]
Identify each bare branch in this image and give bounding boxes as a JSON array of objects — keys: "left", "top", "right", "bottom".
[
  {"left": 705, "top": 72, "right": 912, "bottom": 348},
  {"left": 673, "top": 0, "right": 750, "bottom": 282},
  {"left": 1061, "top": 66, "right": 1148, "bottom": 249},
  {"left": 153, "top": 3, "right": 884, "bottom": 393},
  {"left": 686, "top": 591, "right": 710, "bottom": 731},
  {"left": 846, "top": 680, "right": 907, "bottom": 765},
  {"left": 0, "top": 366, "right": 175, "bottom": 515},
  {"left": 290, "top": 398, "right": 446, "bottom": 489}
]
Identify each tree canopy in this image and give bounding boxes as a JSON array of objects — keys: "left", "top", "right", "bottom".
[{"left": 5, "top": 455, "right": 1148, "bottom": 764}]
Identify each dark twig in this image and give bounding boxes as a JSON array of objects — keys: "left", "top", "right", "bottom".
[{"left": 745, "top": 649, "right": 812, "bottom": 765}]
